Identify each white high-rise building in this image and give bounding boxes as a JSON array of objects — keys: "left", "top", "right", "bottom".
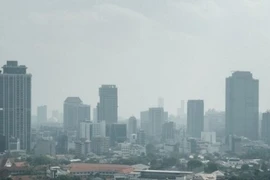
[
  {"left": 80, "top": 121, "right": 91, "bottom": 140},
  {"left": 92, "top": 121, "right": 106, "bottom": 138}
]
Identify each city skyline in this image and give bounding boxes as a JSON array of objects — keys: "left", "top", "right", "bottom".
[{"left": 2, "top": 0, "right": 270, "bottom": 117}]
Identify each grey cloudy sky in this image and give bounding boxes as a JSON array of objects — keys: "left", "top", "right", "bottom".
[{"left": 1, "top": 0, "right": 270, "bottom": 117}]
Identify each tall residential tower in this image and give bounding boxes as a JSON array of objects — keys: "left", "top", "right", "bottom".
[{"left": 0, "top": 61, "right": 32, "bottom": 151}]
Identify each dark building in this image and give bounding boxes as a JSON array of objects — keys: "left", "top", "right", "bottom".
[
  {"left": 137, "top": 129, "right": 146, "bottom": 146},
  {"left": 261, "top": 112, "right": 270, "bottom": 145},
  {"left": 37, "top": 105, "right": 47, "bottom": 123},
  {"left": 63, "top": 97, "right": 90, "bottom": 132},
  {"left": 226, "top": 71, "right": 259, "bottom": 140},
  {"left": 0, "top": 61, "right": 31, "bottom": 151},
  {"left": 162, "top": 122, "right": 175, "bottom": 142},
  {"left": 106, "top": 123, "right": 127, "bottom": 146},
  {"left": 97, "top": 85, "right": 118, "bottom": 124},
  {"left": 187, "top": 100, "right": 204, "bottom": 138},
  {"left": 0, "top": 135, "right": 6, "bottom": 152}
]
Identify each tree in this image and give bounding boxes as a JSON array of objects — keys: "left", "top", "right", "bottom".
[
  {"left": 241, "top": 164, "right": 249, "bottom": 171},
  {"left": 187, "top": 159, "right": 203, "bottom": 170},
  {"left": 204, "top": 162, "right": 218, "bottom": 173}
]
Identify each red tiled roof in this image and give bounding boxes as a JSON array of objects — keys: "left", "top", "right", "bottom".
[
  {"left": 68, "top": 163, "right": 134, "bottom": 174},
  {"left": 12, "top": 175, "right": 37, "bottom": 180}
]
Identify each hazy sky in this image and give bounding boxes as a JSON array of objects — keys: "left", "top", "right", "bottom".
[{"left": 1, "top": 0, "right": 270, "bottom": 118}]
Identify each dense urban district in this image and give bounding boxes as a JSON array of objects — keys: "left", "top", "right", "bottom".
[{"left": 1, "top": 61, "right": 270, "bottom": 180}]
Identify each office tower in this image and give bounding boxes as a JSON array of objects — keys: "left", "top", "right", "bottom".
[
  {"left": 162, "top": 122, "right": 175, "bottom": 142},
  {"left": 106, "top": 123, "right": 127, "bottom": 145},
  {"left": 158, "top": 97, "right": 164, "bottom": 108},
  {"left": 187, "top": 100, "right": 204, "bottom": 138},
  {"left": 0, "top": 61, "right": 31, "bottom": 151},
  {"left": 140, "top": 111, "right": 149, "bottom": 134},
  {"left": 148, "top": 107, "right": 165, "bottom": 138},
  {"left": 37, "top": 105, "right": 47, "bottom": 123},
  {"left": 91, "top": 121, "right": 106, "bottom": 138},
  {"left": 79, "top": 121, "right": 91, "bottom": 140},
  {"left": 93, "top": 108, "right": 97, "bottom": 122},
  {"left": 63, "top": 97, "right": 90, "bottom": 132},
  {"left": 97, "top": 85, "right": 118, "bottom": 124},
  {"left": 226, "top": 71, "right": 259, "bottom": 140},
  {"left": 261, "top": 112, "right": 270, "bottom": 144},
  {"left": 127, "top": 116, "right": 137, "bottom": 139},
  {"left": 137, "top": 129, "right": 146, "bottom": 146}
]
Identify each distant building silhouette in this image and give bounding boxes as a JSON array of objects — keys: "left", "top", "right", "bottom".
[
  {"left": 148, "top": 107, "right": 165, "bottom": 139},
  {"left": 162, "top": 122, "right": 175, "bottom": 142},
  {"left": 226, "top": 71, "right": 259, "bottom": 140},
  {"left": 187, "top": 100, "right": 204, "bottom": 138},
  {"left": 140, "top": 111, "right": 149, "bottom": 135},
  {"left": 37, "top": 105, "right": 47, "bottom": 123},
  {"left": 97, "top": 85, "right": 118, "bottom": 124},
  {"left": 127, "top": 116, "right": 137, "bottom": 140},
  {"left": 63, "top": 97, "right": 90, "bottom": 132},
  {"left": 0, "top": 61, "right": 32, "bottom": 151},
  {"left": 261, "top": 112, "right": 270, "bottom": 144},
  {"left": 137, "top": 129, "right": 146, "bottom": 146}
]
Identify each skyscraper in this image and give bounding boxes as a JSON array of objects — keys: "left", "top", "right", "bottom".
[
  {"left": 226, "top": 71, "right": 259, "bottom": 140},
  {"left": 187, "top": 100, "right": 204, "bottom": 138},
  {"left": 127, "top": 116, "right": 137, "bottom": 139},
  {"left": 97, "top": 85, "right": 118, "bottom": 124},
  {"left": 148, "top": 107, "right": 165, "bottom": 138},
  {"left": 261, "top": 112, "right": 270, "bottom": 144},
  {"left": 0, "top": 61, "right": 32, "bottom": 151},
  {"left": 63, "top": 97, "right": 90, "bottom": 132},
  {"left": 37, "top": 105, "right": 47, "bottom": 123}
]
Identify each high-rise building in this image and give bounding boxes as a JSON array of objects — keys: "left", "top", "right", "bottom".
[
  {"left": 63, "top": 97, "right": 90, "bottom": 132},
  {"left": 226, "top": 71, "right": 259, "bottom": 140},
  {"left": 127, "top": 116, "right": 137, "bottom": 139},
  {"left": 137, "top": 129, "right": 146, "bottom": 146},
  {"left": 187, "top": 100, "right": 204, "bottom": 138},
  {"left": 97, "top": 85, "right": 118, "bottom": 124},
  {"left": 0, "top": 61, "right": 32, "bottom": 151},
  {"left": 261, "top": 112, "right": 270, "bottom": 145},
  {"left": 93, "top": 107, "right": 97, "bottom": 122},
  {"left": 106, "top": 123, "right": 127, "bottom": 146},
  {"left": 91, "top": 136, "right": 109, "bottom": 155},
  {"left": 91, "top": 121, "right": 106, "bottom": 138},
  {"left": 148, "top": 107, "right": 165, "bottom": 138},
  {"left": 79, "top": 121, "right": 91, "bottom": 140},
  {"left": 162, "top": 122, "right": 175, "bottom": 142},
  {"left": 37, "top": 105, "right": 47, "bottom": 123},
  {"left": 140, "top": 111, "right": 149, "bottom": 134}
]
